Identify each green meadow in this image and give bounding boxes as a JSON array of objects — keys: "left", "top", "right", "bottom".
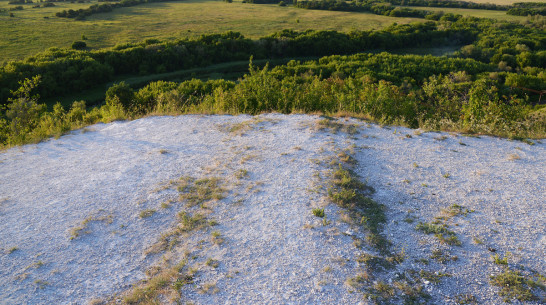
[
  {"left": 0, "top": 0, "right": 425, "bottom": 61},
  {"left": 1, "top": 0, "right": 537, "bottom": 62}
]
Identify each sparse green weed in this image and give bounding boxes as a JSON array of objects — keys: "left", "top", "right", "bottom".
[
  {"left": 34, "top": 279, "right": 49, "bottom": 289},
  {"left": 179, "top": 177, "right": 225, "bottom": 207},
  {"left": 69, "top": 211, "right": 114, "bottom": 240},
  {"left": 139, "top": 209, "right": 156, "bottom": 219},
  {"left": 492, "top": 253, "right": 510, "bottom": 265},
  {"left": 124, "top": 259, "right": 189, "bottom": 303},
  {"left": 490, "top": 269, "right": 542, "bottom": 303},
  {"left": 206, "top": 258, "right": 219, "bottom": 268},
  {"left": 442, "top": 204, "right": 474, "bottom": 218},
  {"left": 211, "top": 231, "right": 224, "bottom": 245},
  {"left": 454, "top": 293, "right": 478, "bottom": 304},
  {"left": 430, "top": 248, "right": 458, "bottom": 263},
  {"left": 200, "top": 282, "right": 219, "bottom": 294},
  {"left": 235, "top": 169, "right": 248, "bottom": 179},
  {"left": 416, "top": 270, "right": 451, "bottom": 284},
  {"left": 472, "top": 236, "right": 484, "bottom": 244},
  {"left": 416, "top": 222, "right": 461, "bottom": 246}
]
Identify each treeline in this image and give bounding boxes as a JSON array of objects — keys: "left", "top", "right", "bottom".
[
  {"left": 256, "top": 0, "right": 545, "bottom": 17},
  {"left": 293, "top": 0, "right": 471, "bottom": 20},
  {"left": 507, "top": 2, "right": 546, "bottom": 16},
  {"left": 384, "top": 0, "right": 508, "bottom": 11},
  {"left": 8, "top": 0, "right": 34, "bottom": 4},
  {"left": 244, "top": 0, "right": 287, "bottom": 3},
  {"left": 55, "top": 0, "right": 175, "bottom": 19},
  {"left": 0, "top": 22, "right": 474, "bottom": 106}
]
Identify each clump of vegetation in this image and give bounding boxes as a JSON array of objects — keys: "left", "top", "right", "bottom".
[
  {"left": 316, "top": 118, "right": 359, "bottom": 135},
  {"left": 178, "top": 177, "right": 225, "bottom": 207},
  {"left": 123, "top": 259, "right": 192, "bottom": 304},
  {"left": 139, "top": 209, "right": 156, "bottom": 219},
  {"left": 323, "top": 143, "right": 434, "bottom": 303},
  {"left": 146, "top": 210, "right": 217, "bottom": 255},
  {"left": 492, "top": 253, "right": 510, "bottom": 265},
  {"left": 357, "top": 252, "right": 405, "bottom": 271},
  {"left": 490, "top": 269, "right": 544, "bottom": 303},
  {"left": 328, "top": 161, "right": 387, "bottom": 252},
  {"left": 312, "top": 208, "right": 325, "bottom": 218},
  {"left": 69, "top": 211, "right": 114, "bottom": 240},
  {"left": 441, "top": 204, "right": 474, "bottom": 218},
  {"left": 71, "top": 41, "right": 86, "bottom": 50},
  {"left": 34, "top": 279, "right": 49, "bottom": 289},
  {"left": 430, "top": 248, "right": 458, "bottom": 263},
  {"left": 415, "top": 222, "right": 461, "bottom": 246},
  {"left": 454, "top": 293, "right": 478, "bottom": 304},
  {"left": 205, "top": 258, "right": 219, "bottom": 268},
  {"left": 416, "top": 204, "right": 473, "bottom": 246},
  {"left": 211, "top": 231, "right": 224, "bottom": 245},
  {"left": 199, "top": 281, "right": 219, "bottom": 294},
  {"left": 487, "top": 252, "right": 546, "bottom": 303},
  {"left": 234, "top": 169, "right": 249, "bottom": 179},
  {"left": 361, "top": 268, "right": 435, "bottom": 304},
  {"left": 413, "top": 269, "right": 451, "bottom": 284}
]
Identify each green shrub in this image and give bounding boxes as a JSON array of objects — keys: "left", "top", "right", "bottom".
[
  {"left": 105, "top": 82, "right": 135, "bottom": 110},
  {"left": 71, "top": 41, "right": 87, "bottom": 50}
]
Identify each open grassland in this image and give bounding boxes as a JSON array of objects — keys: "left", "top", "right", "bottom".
[
  {"left": 0, "top": 0, "right": 424, "bottom": 61},
  {"left": 0, "top": 0, "right": 534, "bottom": 62}
]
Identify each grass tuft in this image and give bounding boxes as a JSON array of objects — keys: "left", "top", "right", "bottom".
[
  {"left": 69, "top": 211, "right": 113, "bottom": 240},
  {"left": 178, "top": 177, "right": 225, "bottom": 207},
  {"left": 139, "top": 209, "right": 156, "bottom": 219},
  {"left": 312, "top": 208, "right": 325, "bottom": 218},
  {"left": 416, "top": 222, "right": 461, "bottom": 246},
  {"left": 490, "top": 269, "right": 541, "bottom": 303}
]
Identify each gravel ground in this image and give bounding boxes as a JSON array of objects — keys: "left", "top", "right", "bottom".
[{"left": 0, "top": 114, "right": 544, "bottom": 304}]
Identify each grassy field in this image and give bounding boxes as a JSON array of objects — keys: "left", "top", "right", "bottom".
[
  {"left": 1, "top": 0, "right": 533, "bottom": 63},
  {"left": 0, "top": 0, "right": 425, "bottom": 62}
]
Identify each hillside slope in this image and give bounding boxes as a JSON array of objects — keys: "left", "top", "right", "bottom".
[{"left": 0, "top": 114, "right": 544, "bottom": 304}]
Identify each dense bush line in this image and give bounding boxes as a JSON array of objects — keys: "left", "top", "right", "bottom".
[
  {"left": 384, "top": 0, "right": 508, "bottom": 11},
  {"left": 258, "top": 0, "right": 544, "bottom": 17},
  {"left": 294, "top": 0, "right": 434, "bottom": 19},
  {"left": 0, "top": 22, "right": 474, "bottom": 106},
  {"left": 2, "top": 17, "right": 543, "bottom": 106},
  {"left": 55, "top": 0, "right": 176, "bottom": 19},
  {"left": 507, "top": 2, "right": 546, "bottom": 17},
  {"left": 1, "top": 60, "right": 543, "bottom": 147}
]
